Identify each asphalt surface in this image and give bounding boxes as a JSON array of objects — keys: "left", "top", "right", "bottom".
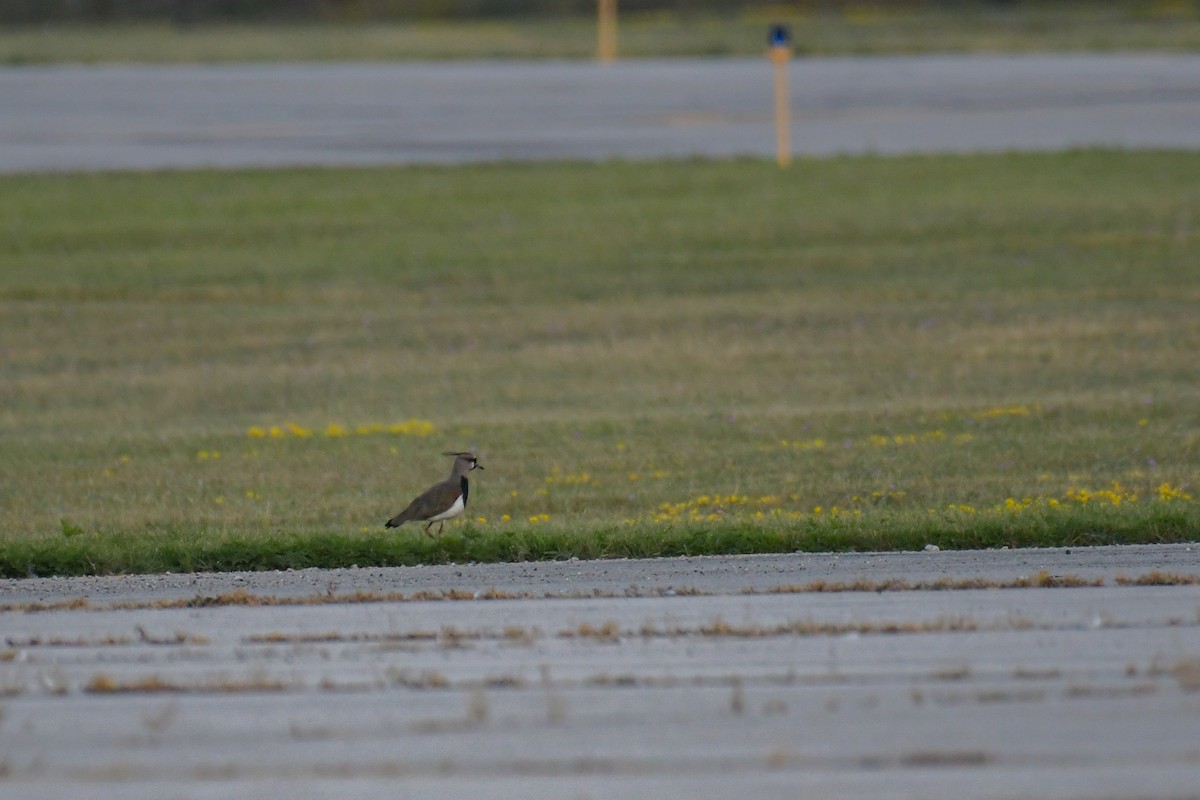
[
  {"left": 3, "top": 546, "right": 1200, "bottom": 798},
  {"left": 3, "top": 543, "right": 1198, "bottom": 605},
  {"left": 3, "top": 53, "right": 1200, "bottom": 172}
]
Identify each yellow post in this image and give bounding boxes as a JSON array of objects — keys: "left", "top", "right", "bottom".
[
  {"left": 768, "top": 25, "right": 792, "bottom": 167},
  {"left": 598, "top": 0, "right": 618, "bottom": 63}
]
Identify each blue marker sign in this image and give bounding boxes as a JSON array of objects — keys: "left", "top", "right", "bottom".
[{"left": 768, "top": 25, "right": 790, "bottom": 48}]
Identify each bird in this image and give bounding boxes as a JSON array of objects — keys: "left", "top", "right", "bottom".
[{"left": 385, "top": 451, "right": 483, "bottom": 536}]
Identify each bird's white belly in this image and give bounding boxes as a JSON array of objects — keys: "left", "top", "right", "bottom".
[{"left": 427, "top": 494, "right": 465, "bottom": 522}]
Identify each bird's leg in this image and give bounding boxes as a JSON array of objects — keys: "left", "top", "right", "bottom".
[
  {"left": 437, "top": 520, "right": 445, "bottom": 535},
  {"left": 424, "top": 521, "right": 435, "bottom": 538}
]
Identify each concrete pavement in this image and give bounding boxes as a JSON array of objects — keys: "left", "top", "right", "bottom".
[
  {"left": 2, "top": 546, "right": 1200, "bottom": 798},
  {"left": 3, "top": 54, "right": 1199, "bottom": 172}
]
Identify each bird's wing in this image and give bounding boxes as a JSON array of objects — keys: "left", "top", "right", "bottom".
[{"left": 386, "top": 479, "right": 462, "bottom": 527}]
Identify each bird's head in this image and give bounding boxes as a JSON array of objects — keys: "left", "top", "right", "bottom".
[{"left": 444, "top": 451, "right": 483, "bottom": 471}]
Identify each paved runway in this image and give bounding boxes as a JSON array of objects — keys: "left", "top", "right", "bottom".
[
  {"left": 3, "top": 546, "right": 1200, "bottom": 798},
  {"left": 3, "top": 54, "right": 1200, "bottom": 172}
]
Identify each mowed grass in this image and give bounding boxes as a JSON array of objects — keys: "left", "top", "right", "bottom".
[
  {"left": 3, "top": 2, "right": 1200, "bottom": 65},
  {"left": 1, "top": 151, "right": 1199, "bottom": 576}
]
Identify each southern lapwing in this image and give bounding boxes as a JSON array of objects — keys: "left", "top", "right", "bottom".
[{"left": 385, "top": 451, "right": 483, "bottom": 536}]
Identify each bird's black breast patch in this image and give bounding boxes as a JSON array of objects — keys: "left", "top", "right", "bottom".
[{"left": 461, "top": 476, "right": 469, "bottom": 505}]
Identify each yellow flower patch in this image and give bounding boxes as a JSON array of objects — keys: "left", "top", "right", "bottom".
[
  {"left": 246, "top": 419, "right": 435, "bottom": 440},
  {"left": 646, "top": 477, "right": 1192, "bottom": 527},
  {"left": 972, "top": 404, "right": 1033, "bottom": 420},
  {"left": 1156, "top": 482, "right": 1193, "bottom": 502},
  {"left": 1065, "top": 481, "right": 1138, "bottom": 506},
  {"left": 544, "top": 467, "right": 592, "bottom": 486},
  {"left": 782, "top": 428, "right": 971, "bottom": 453}
]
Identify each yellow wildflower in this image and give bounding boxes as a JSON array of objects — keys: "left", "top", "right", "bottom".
[
  {"left": 973, "top": 405, "right": 1032, "bottom": 420},
  {"left": 387, "top": 419, "right": 435, "bottom": 436},
  {"left": 1157, "top": 482, "right": 1193, "bottom": 502}
]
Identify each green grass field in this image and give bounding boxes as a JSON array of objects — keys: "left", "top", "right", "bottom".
[
  {"left": 2, "top": 151, "right": 1198, "bottom": 576},
  {"left": 3, "top": 2, "right": 1199, "bottom": 64}
]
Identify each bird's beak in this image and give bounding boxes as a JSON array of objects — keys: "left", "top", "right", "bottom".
[{"left": 475, "top": 462, "right": 484, "bottom": 470}]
